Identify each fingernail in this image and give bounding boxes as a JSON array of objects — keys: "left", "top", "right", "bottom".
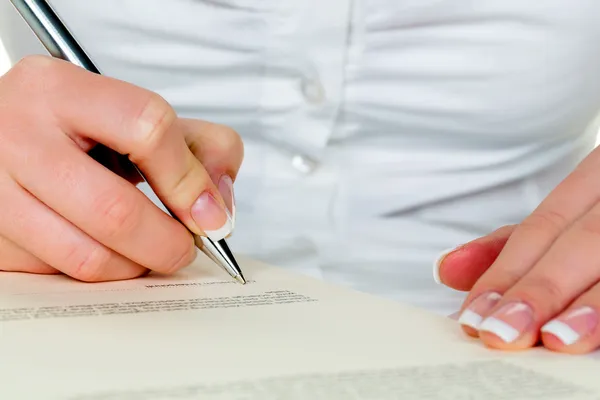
[
  {"left": 457, "top": 291, "right": 502, "bottom": 329},
  {"left": 433, "top": 247, "right": 459, "bottom": 284},
  {"left": 479, "top": 302, "right": 534, "bottom": 343},
  {"left": 448, "top": 311, "right": 460, "bottom": 321},
  {"left": 217, "top": 175, "right": 236, "bottom": 228},
  {"left": 191, "top": 192, "right": 233, "bottom": 241},
  {"left": 541, "top": 306, "right": 598, "bottom": 346}
]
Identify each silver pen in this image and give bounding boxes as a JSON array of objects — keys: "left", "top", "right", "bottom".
[{"left": 9, "top": 0, "right": 246, "bottom": 284}]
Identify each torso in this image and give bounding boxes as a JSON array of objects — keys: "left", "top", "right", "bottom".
[{"left": 3, "top": 0, "right": 600, "bottom": 314}]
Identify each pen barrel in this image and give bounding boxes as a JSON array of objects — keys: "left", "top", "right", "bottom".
[{"left": 9, "top": 0, "right": 99, "bottom": 73}]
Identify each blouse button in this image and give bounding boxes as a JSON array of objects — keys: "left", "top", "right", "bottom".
[
  {"left": 291, "top": 154, "right": 319, "bottom": 174},
  {"left": 301, "top": 78, "right": 325, "bottom": 104}
]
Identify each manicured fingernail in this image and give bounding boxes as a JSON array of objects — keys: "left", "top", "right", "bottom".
[
  {"left": 448, "top": 311, "right": 460, "bottom": 320},
  {"left": 433, "top": 247, "right": 458, "bottom": 284},
  {"left": 191, "top": 192, "right": 232, "bottom": 241},
  {"left": 217, "top": 175, "right": 236, "bottom": 228},
  {"left": 541, "top": 306, "right": 598, "bottom": 346},
  {"left": 458, "top": 291, "right": 502, "bottom": 329},
  {"left": 479, "top": 302, "right": 533, "bottom": 343}
]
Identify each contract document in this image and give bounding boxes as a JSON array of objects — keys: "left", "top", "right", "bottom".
[{"left": 0, "top": 254, "right": 599, "bottom": 399}]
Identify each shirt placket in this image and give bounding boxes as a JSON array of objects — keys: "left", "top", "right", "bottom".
[{"left": 258, "top": 0, "right": 353, "bottom": 175}]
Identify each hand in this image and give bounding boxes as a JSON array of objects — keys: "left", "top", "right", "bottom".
[
  {"left": 0, "top": 56, "right": 243, "bottom": 282},
  {"left": 436, "top": 147, "right": 600, "bottom": 354}
]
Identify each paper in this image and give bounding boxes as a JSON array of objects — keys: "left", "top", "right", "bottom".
[{"left": 0, "top": 254, "right": 599, "bottom": 399}]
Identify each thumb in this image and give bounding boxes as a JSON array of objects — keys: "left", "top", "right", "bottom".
[{"left": 434, "top": 225, "right": 516, "bottom": 291}]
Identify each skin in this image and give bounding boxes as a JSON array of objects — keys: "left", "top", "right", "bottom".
[
  {"left": 0, "top": 56, "right": 243, "bottom": 282},
  {"left": 438, "top": 145, "right": 600, "bottom": 354}
]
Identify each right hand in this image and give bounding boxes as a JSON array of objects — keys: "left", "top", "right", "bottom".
[{"left": 0, "top": 56, "right": 243, "bottom": 282}]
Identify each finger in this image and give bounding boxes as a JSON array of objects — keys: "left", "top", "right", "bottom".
[
  {"left": 0, "top": 235, "right": 59, "bottom": 274},
  {"left": 540, "top": 295, "right": 600, "bottom": 355},
  {"left": 435, "top": 225, "right": 516, "bottom": 291},
  {"left": 9, "top": 131, "right": 196, "bottom": 275},
  {"left": 456, "top": 154, "right": 600, "bottom": 332},
  {"left": 476, "top": 204, "right": 600, "bottom": 350},
  {"left": 7, "top": 56, "right": 232, "bottom": 240},
  {"left": 180, "top": 118, "right": 243, "bottom": 220},
  {"left": 448, "top": 311, "right": 460, "bottom": 320},
  {"left": 40, "top": 58, "right": 232, "bottom": 238},
  {"left": 180, "top": 119, "right": 244, "bottom": 180},
  {"left": 0, "top": 178, "right": 148, "bottom": 282}
]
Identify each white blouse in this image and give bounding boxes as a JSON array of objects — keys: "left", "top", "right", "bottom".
[{"left": 2, "top": 0, "right": 600, "bottom": 315}]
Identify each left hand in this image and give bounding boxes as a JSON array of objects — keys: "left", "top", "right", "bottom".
[{"left": 436, "top": 148, "right": 600, "bottom": 354}]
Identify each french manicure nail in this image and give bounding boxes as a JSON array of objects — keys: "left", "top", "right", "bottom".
[
  {"left": 448, "top": 311, "right": 460, "bottom": 321},
  {"left": 433, "top": 247, "right": 459, "bottom": 284},
  {"left": 479, "top": 302, "right": 534, "bottom": 343},
  {"left": 457, "top": 291, "right": 502, "bottom": 329},
  {"left": 218, "top": 175, "right": 236, "bottom": 228},
  {"left": 191, "top": 191, "right": 232, "bottom": 241},
  {"left": 541, "top": 306, "right": 598, "bottom": 346}
]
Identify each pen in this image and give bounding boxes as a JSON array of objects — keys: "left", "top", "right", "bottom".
[{"left": 9, "top": 0, "right": 246, "bottom": 284}]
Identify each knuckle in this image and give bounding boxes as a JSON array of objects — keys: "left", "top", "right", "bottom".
[
  {"left": 577, "top": 213, "right": 600, "bottom": 239},
  {"left": 479, "top": 267, "right": 523, "bottom": 289},
  {"left": 519, "top": 210, "right": 568, "bottom": 237},
  {"left": 94, "top": 192, "right": 140, "bottom": 238},
  {"left": 12, "top": 55, "right": 54, "bottom": 76},
  {"left": 163, "top": 235, "right": 195, "bottom": 274},
  {"left": 215, "top": 125, "right": 244, "bottom": 156},
  {"left": 131, "top": 93, "right": 176, "bottom": 161},
  {"left": 168, "top": 163, "right": 198, "bottom": 198},
  {"left": 10, "top": 56, "right": 62, "bottom": 89},
  {"left": 516, "top": 275, "right": 566, "bottom": 311},
  {"left": 68, "top": 245, "right": 111, "bottom": 282},
  {"left": 54, "top": 161, "right": 78, "bottom": 191},
  {"left": 197, "top": 124, "right": 244, "bottom": 164},
  {"left": 5, "top": 56, "right": 56, "bottom": 95}
]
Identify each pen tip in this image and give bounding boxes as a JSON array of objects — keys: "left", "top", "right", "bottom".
[{"left": 235, "top": 274, "right": 247, "bottom": 285}]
